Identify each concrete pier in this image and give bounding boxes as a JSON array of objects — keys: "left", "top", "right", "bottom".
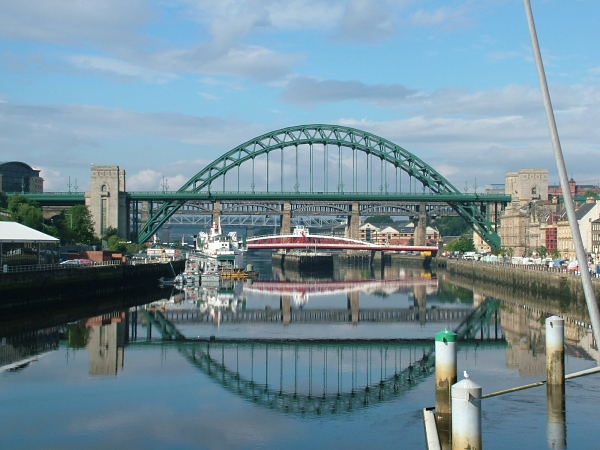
[{"left": 272, "top": 252, "right": 333, "bottom": 272}]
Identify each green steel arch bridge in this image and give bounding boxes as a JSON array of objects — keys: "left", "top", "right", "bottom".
[
  {"left": 9, "top": 124, "right": 511, "bottom": 247},
  {"left": 134, "top": 124, "right": 509, "bottom": 247}
]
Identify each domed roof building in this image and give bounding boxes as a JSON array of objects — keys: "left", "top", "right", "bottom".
[{"left": 0, "top": 161, "right": 43, "bottom": 193}]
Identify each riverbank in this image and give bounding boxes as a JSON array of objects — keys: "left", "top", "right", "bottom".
[
  {"left": 0, "top": 260, "right": 185, "bottom": 307},
  {"left": 436, "top": 258, "right": 600, "bottom": 323}
]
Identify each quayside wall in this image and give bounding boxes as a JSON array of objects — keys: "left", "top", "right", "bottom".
[
  {"left": 436, "top": 259, "right": 600, "bottom": 321},
  {"left": 0, "top": 260, "right": 185, "bottom": 306},
  {"left": 273, "top": 252, "right": 334, "bottom": 272}
]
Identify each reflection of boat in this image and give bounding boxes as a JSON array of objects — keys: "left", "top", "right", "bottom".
[
  {"left": 158, "top": 276, "right": 185, "bottom": 286},
  {"left": 201, "top": 272, "right": 220, "bottom": 285},
  {"left": 220, "top": 267, "right": 259, "bottom": 280},
  {"left": 195, "top": 220, "right": 245, "bottom": 269},
  {"left": 156, "top": 282, "right": 246, "bottom": 317}
]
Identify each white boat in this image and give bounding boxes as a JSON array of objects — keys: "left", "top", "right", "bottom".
[{"left": 195, "top": 219, "right": 245, "bottom": 269}]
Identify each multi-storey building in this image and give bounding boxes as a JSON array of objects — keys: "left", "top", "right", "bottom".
[
  {"left": 358, "top": 221, "right": 439, "bottom": 246},
  {"left": 0, "top": 161, "right": 44, "bottom": 193}
]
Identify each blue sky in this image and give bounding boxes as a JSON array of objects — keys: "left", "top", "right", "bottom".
[{"left": 1, "top": 0, "right": 598, "bottom": 192}]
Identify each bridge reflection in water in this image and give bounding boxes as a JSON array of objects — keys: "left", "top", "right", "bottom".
[
  {"left": 129, "top": 338, "right": 504, "bottom": 417},
  {"left": 149, "top": 274, "right": 481, "bottom": 326},
  {"left": 129, "top": 298, "right": 503, "bottom": 416}
]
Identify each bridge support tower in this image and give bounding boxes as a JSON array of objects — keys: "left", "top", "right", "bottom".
[
  {"left": 413, "top": 203, "right": 427, "bottom": 247},
  {"left": 86, "top": 165, "right": 128, "bottom": 239},
  {"left": 347, "top": 201, "right": 360, "bottom": 240},
  {"left": 212, "top": 200, "right": 221, "bottom": 226},
  {"left": 281, "top": 201, "right": 291, "bottom": 235}
]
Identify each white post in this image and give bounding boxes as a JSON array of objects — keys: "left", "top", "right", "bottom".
[
  {"left": 435, "top": 330, "right": 457, "bottom": 449},
  {"left": 451, "top": 377, "right": 482, "bottom": 450},
  {"left": 546, "top": 315, "right": 564, "bottom": 385}
]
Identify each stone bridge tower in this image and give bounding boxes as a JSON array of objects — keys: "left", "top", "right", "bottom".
[{"left": 86, "top": 166, "right": 128, "bottom": 239}]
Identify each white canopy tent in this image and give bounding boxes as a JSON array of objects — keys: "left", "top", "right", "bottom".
[
  {"left": 0, "top": 222, "right": 59, "bottom": 244},
  {"left": 0, "top": 222, "right": 59, "bottom": 268}
]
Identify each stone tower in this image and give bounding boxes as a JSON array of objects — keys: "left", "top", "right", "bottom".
[
  {"left": 86, "top": 165, "right": 128, "bottom": 239},
  {"left": 505, "top": 169, "right": 548, "bottom": 204}
]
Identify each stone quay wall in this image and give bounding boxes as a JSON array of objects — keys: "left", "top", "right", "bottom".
[
  {"left": 437, "top": 258, "right": 600, "bottom": 312},
  {"left": 0, "top": 260, "right": 185, "bottom": 306}
]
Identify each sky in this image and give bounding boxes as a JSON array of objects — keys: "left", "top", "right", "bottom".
[{"left": 1, "top": 0, "right": 599, "bottom": 193}]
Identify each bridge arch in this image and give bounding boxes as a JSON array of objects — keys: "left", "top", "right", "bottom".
[{"left": 137, "top": 124, "right": 501, "bottom": 246}]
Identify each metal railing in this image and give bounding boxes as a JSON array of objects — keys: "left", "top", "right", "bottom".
[{"left": 2, "top": 260, "right": 122, "bottom": 274}]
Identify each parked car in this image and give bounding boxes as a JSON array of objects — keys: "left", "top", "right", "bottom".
[
  {"left": 60, "top": 259, "right": 81, "bottom": 266},
  {"left": 77, "top": 258, "right": 96, "bottom": 266}
]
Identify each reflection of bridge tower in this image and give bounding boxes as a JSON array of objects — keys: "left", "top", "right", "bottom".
[
  {"left": 413, "top": 203, "right": 427, "bottom": 246},
  {"left": 280, "top": 295, "right": 291, "bottom": 325},
  {"left": 85, "top": 312, "right": 127, "bottom": 376},
  {"left": 87, "top": 165, "right": 128, "bottom": 238},
  {"left": 413, "top": 284, "right": 427, "bottom": 325},
  {"left": 347, "top": 291, "right": 359, "bottom": 324}
]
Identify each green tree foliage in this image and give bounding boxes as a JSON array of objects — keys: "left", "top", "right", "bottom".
[
  {"left": 67, "top": 205, "right": 100, "bottom": 246},
  {"left": 0, "top": 191, "right": 8, "bottom": 209},
  {"left": 583, "top": 189, "right": 598, "bottom": 199},
  {"left": 102, "top": 226, "right": 119, "bottom": 241},
  {"left": 537, "top": 246, "right": 547, "bottom": 259},
  {"left": 550, "top": 248, "right": 561, "bottom": 259},
  {"left": 433, "top": 216, "right": 470, "bottom": 237},
  {"left": 7, "top": 195, "right": 43, "bottom": 230},
  {"left": 444, "top": 236, "right": 475, "bottom": 253},
  {"left": 364, "top": 215, "right": 393, "bottom": 225},
  {"left": 107, "top": 235, "right": 128, "bottom": 252}
]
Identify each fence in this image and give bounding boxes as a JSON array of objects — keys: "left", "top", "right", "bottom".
[{"left": 2, "top": 260, "right": 122, "bottom": 274}]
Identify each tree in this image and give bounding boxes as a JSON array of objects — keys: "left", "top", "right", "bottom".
[
  {"left": 537, "top": 246, "right": 547, "bottom": 259},
  {"left": 434, "top": 216, "right": 470, "bottom": 237},
  {"left": 7, "top": 195, "right": 43, "bottom": 230},
  {"left": 364, "top": 215, "right": 393, "bottom": 225},
  {"left": 0, "top": 191, "right": 8, "bottom": 209},
  {"left": 550, "top": 248, "right": 561, "bottom": 259},
  {"left": 102, "top": 226, "right": 119, "bottom": 241},
  {"left": 66, "top": 205, "right": 100, "bottom": 246},
  {"left": 583, "top": 189, "right": 598, "bottom": 199},
  {"left": 107, "top": 234, "right": 128, "bottom": 252},
  {"left": 444, "top": 236, "right": 475, "bottom": 253}
]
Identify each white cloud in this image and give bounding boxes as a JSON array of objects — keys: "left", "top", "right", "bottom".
[
  {"left": 68, "top": 54, "right": 178, "bottom": 83},
  {"left": 0, "top": 0, "right": 152, "bottom": 50},
  {"left": 198, "top": 92, "right": 219, "bottom": 100},
  {"left": 280, "top": 76, "right": 419, "bottom": 107},
  {"left": 332, "top": 0, "right": 398, "bottom": 43}
]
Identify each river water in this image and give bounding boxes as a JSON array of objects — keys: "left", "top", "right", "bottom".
[{"left": 1, "top": 251, "right": 599, "bottom": 449}]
